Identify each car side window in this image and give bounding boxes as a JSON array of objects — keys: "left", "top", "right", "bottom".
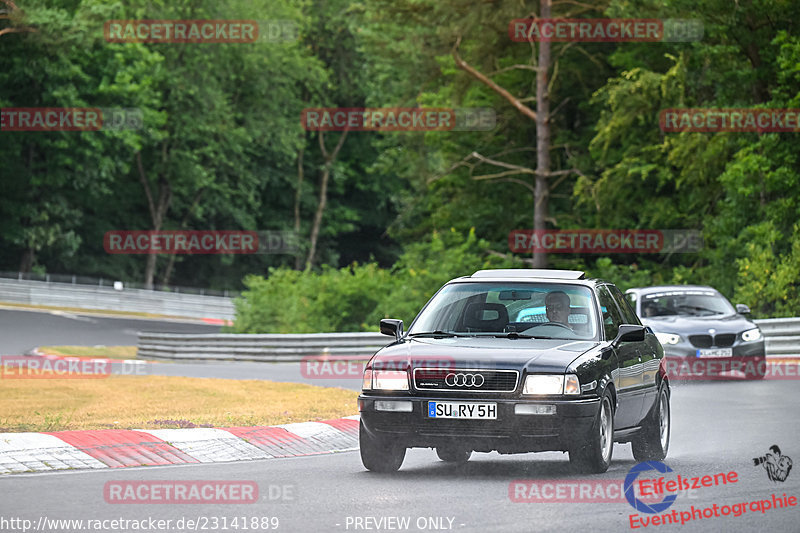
[
  {"left": 610, "top": 286, "right": 641, "bottom": 325},
  {"left": 597, "top": 285, "right": 623, "bottom": 340}
]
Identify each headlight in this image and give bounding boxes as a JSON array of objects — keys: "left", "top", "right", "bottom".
[
  {"left": 362, "top": 369, "right": 372, "bottom": 390},
  {"left": 372, "top": 370, "right": 409, "bottom": 390},
  {"left": 742, "top": 328, "right": 762, "bottom": 342},
  {"left": 523, "top": 374, "right": 580, "bottom": 395},
  {"left": 654, "top": 332, "right": 681, "bottom": 345}
]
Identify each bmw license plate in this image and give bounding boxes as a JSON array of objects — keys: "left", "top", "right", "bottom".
[
  {"left": 696, "top": 348, "right": 733, "bottom": 358},
  {"left": 427, "top": 401, "right": 497, "bottom": 419}
]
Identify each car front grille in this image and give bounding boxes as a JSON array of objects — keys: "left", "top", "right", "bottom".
[
  {"left": 689, "top": 335, "right": 713, "bottom": 348},
  {"left": 413, "top": 368, "right": 519, "bottom": 393},
  {"left": 714, "top": 333, "right": 736, "bottom": 347},
  {"left": 689, "top": 333, "right": 737, "bottom": 348}
]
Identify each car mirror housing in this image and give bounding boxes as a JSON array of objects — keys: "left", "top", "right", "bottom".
[
  {"left": 614, "top": 324, "right": 645, "bottom": 344},
  {"left": 736, "top": 304, "right": 751, "bottom": 315},
  {"left": 380, "top": 319, "right": 404, "bottom": 340}
]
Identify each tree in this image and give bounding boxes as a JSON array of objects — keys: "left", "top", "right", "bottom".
[{"left": 359, "top": 0, "right": 607, "bottom": 267}]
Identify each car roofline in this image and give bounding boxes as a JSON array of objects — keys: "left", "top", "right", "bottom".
[
  {"left": 470, "top": 268, "right": 586, "bottom": 280},
  {"left": 627, "top": 285, "right": 719, "bottom": 294},
  {"left": 446, "top": 277, "right": 601, "bottom": 287}
]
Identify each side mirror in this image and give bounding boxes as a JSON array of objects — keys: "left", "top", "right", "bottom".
[
  {"left": 614, "top": 324, "right": 645, "bottom": 344},
  {"left": 736, "top": 304, "right": 751, "bottom": 315},
  {"left": 380, "top": 319, "right": 404, "bottom": 340}
]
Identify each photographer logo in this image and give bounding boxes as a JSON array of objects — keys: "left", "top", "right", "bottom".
[{"left": 753, "top": 445, "right": 793, "bottom": 483}]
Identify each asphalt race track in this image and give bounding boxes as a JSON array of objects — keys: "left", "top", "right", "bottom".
[
  {"left": 0, "top": 308, "right": 364, "bottom": 389},
  {"left": 0, "top": 308, "right": 220, "bottom": 355},
  {"left": 2, "top": 309, "right": 799, "bottom": 532},
  {"left": 2, "top": 380, "right": 799, "bottom": 532}
]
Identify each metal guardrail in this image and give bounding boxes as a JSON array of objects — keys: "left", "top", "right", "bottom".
[
  {"left": 137, "top": 332, "right": 389, "bottom": 361},
  {"left": 0, "top": 271, "right": 239, "bottom": 297},
  {"left": 0, "top": 278, "right": 234, "bottom": 320},
  {"left": 136, "top": 318, "right": 799, "bottom": 363},
  {"left": 754, "top": 318, "right": 800, "bottom": 357}
]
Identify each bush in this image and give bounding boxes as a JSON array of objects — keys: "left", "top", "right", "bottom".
[
  {"left": 733, "top": 223, "right": 800, "bottom": 318},
  {"left": 233, "top": 228, "right": 522, "bottom": 333},
  {"left": 233, "top": 263, "right": 391, "bottom": 333}
]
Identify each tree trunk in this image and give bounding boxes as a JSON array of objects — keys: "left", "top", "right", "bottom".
[
  {"left": 161, "top": 188, "right": 204, "bottom": 287},
  {"left": 305, "top": 130, "right": 348, "bottom": 269},
  {"left": 19, "top": 248, "right": 34, "bottom": 272},
  {"left": 294, "top": 146, "right": 305, "bottom": 270},
  {"left": 533, "top": 0, "right": 552, "bottom": 269},
  {"left": 136, "top": 150, "right": 172, "bottom": 289}
]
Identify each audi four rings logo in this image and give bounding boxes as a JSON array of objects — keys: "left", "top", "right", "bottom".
[{"left": 445, "top": 373, "right": 485, "bottom": 387}]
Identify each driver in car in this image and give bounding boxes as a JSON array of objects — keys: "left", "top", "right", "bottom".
[{"left": 545, "top": 291, "right": 573, "bottom": 329}]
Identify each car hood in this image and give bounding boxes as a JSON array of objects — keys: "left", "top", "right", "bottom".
[
  {"left": 642, "top": 313, "right": 756, "bottom": 334},
  {"left": 371, "top": 337, "right": 601, "bottom": 374}
]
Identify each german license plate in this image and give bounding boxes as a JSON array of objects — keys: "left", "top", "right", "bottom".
[
  {"left": 427, "top": 401, "right": 497, "bottom": 419},
  {"left": 696, "top": 348, "right": 733, "bottom": 358}
]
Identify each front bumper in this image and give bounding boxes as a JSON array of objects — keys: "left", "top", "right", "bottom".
[
  {"left": 660, "top": 339, "right": 766, "bottom": 379},
  {"left": 358, "top": 394, "right": 599, "bottom": 453},
  {"left": 661, "top": 338, "right": 764, "bottom": 359}
]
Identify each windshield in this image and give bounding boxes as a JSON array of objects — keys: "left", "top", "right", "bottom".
[
  {"left": 408, "top": 282, "right": 599, "bottom": 340},
  {"left": 641, "top": 289, "right": 735, "bottom": 317}
]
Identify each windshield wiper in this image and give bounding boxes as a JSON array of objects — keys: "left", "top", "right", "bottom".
[
  {"left": 677, "top": 305, "right": 720, "bottom": 315},
  {"left": 491, "top": 332, "right": 552, "bottom": 339},
  {"left": 407, "top": 331, "right": 463, "bottom": 338}
]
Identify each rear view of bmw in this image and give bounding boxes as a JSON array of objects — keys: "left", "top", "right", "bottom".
[{"left": 358, "top": 269, "right": 670, "bottom": 474}]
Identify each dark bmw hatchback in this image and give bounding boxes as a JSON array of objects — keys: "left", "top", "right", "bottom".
[{"left": 358, "top": 269, "right": 670, "bottom": 473}]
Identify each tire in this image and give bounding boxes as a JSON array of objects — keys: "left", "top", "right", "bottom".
[
  {"left": 569, "top": 391, "right": 614, "bottom": 473},
  {"left": 359, "top": 422, "right": 405, "bottom": 472},
  {"left": 436, "top": 446, "right": 472, "bottom": 464},
  {"left": 632, "top": 382, "right": 670, "bottom": 461},
  {"left": 744, "top": 356, "right": 767, "bottom": 380}
]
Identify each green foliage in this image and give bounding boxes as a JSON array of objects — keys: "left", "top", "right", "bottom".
[
  {"left": 733, "top": 224, "right": 800, "bottom": 318},
  {"left": 233, "top": 229, "right": 522, "bottom": 332},
  {"left": 4, "top": 0, "right": 800, "bottom": 319},
  {"left": 583, "top": 258, "right": 656, "bottom": 292},
  {"left": 233, "top": 263, "right": 392, "bottom": 333}
]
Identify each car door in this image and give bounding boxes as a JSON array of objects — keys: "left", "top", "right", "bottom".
[
  {"left": 609, "top": 284, "right": 657, "bottom": 424},
  {"left": 597, "top": 285, "right": 643, "bottom": 429}
]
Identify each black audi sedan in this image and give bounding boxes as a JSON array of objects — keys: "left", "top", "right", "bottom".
[
  {"left": 625, "top": 285, "right": 765, "bottom": 379},
  {"left": 358, "top": 269, "right": 669, "bottom": 473}
]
